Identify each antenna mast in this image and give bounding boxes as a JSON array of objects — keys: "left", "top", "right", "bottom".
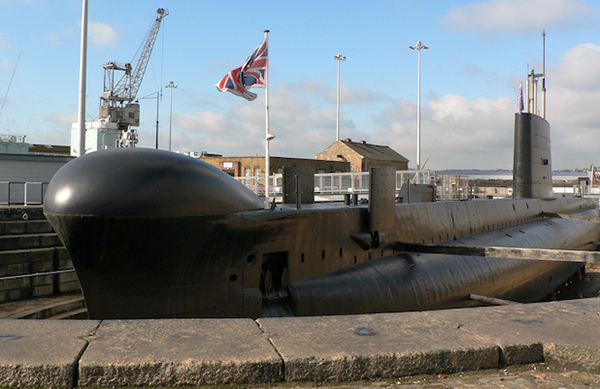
[{"left": 542, "top": 30, "right": 546, "bottom": 119}]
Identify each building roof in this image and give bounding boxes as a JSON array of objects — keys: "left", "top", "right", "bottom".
[{"left": 340, "top": 139, "right": 409, "bottom": 163}]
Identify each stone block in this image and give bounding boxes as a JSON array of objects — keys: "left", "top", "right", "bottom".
[
  {"left": 0, "top": 221, "right": 26, "bottom": 236},
  {"left": 1, "top": 278, "right": 30, "bottom": 291},
  {"left": 31, "top": 275, "right": 53, "bottom": 287},
  {"left": 0, "top": 250, "right": 31, "bottom": 265},
  {"left": 0, "top": 263, "right": 29, "bottom": 277},
  {"left": 258, "top": 311, "right": 499, "bottom": 382},
  {"left": 55, "top": 247, "right": 71, "bottom": 262},
  {"left": 17, "top": 235, "right": 40, "bottom": 249},
  {"left": 423, "top": 299, "right": 600, "bottom": 370},
  {"left": 57, "top": 259, "right": 74, "bottom": 271},
  {"left": 32, "top": 284, "right": 53, "bottom": 297},
  {"left": 0, "top": 320, "right": 99, "bottom": 388},
  {"left": 30, "top": 247, "right": 55, "bottom": 263},
  {"left": 79, "top": 319, "right": 282, "bottom": 387},
  {"left": 57, "top": 280, "right": 81, "bottom": 294},
  {"left": 0, "top": 236, "right": 19, "bottom": 251},
  {"left": 40, "top": 234, "right": 61, "bottom": 248},
  {"left": 31, "top": 259, "right": 53, "bottom": 273},
  {"left": 25, "top": 220, "right": 54, "bottom": 234}
]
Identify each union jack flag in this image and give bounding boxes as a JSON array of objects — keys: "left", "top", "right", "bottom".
[{"left": 216, "top": 37, "right": 268, "bottom": 101}]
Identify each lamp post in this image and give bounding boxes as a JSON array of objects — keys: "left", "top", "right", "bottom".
[
  {"left": 165, "top": 81, "right": 177, "bottom": 151},
  {"left": 334, "top": 53, "right": 346, "bottom": 141},
  {"left": 76, "top": 0, "right": 88, "bottom": 157},
  {"left": 409, "top": 41, "right": 428, "bottom": 171},
  {"left": 140, "top": 91, "right": 160, "bottom": 149}
]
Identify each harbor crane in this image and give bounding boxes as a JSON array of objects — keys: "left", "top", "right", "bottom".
[
  {"left": 99, "top": 8, "right": 168, "bottom": 146},
  {"left": 70, "top": 7, "right": 168, "bottom": 156}
]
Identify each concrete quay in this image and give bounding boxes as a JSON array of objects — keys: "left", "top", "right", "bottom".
[{"left": 0, "top": 298, "right": 599, "bottom": 388}]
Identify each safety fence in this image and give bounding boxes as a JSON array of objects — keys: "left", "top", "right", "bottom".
[
  {"left": 235, "top": 170, "right": 434, "bottom": 197},
  {"left": 0, "top": 181, "right": 48, "bottom": 206}
]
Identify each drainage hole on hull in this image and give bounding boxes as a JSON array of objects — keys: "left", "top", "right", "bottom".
[
  {"left": 229, "top": 274, "right": 238, "bottom": 282},
  {"left": 246, "top": 254, "right": 257, "bottom": 265}
]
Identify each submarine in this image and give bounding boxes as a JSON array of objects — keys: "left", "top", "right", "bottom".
[{"left": 43, "top": 112, "right": 600, "bottom": 319}]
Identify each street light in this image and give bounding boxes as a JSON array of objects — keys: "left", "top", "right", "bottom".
[
  {"left": 140, "top": 91, "right": 160, "bottom": 149},
  {"left": 334, "top": 53, "right": 346, "bottom": 141},
  {"left": 165, "top": 81, "right": 177, "bottom": 151},
  {"left": 409, "top": 41, "right": 428, "bottom": 171}
]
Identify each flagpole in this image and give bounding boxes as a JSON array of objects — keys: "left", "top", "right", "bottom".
[{"left": 264, "top": 29, "right": 271, "bottom": 207}]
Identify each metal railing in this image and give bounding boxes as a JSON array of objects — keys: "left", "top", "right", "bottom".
[
  {"left": 235, "top": 170, "right": 434, "bottom": 197},
  {"left": 0, "top": 269, "right": 76, "bottom": 281},
  {"left": 0, "top": 181, "right": 49, "bottom": 206}
]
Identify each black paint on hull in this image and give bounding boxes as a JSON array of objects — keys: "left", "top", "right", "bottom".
[{"left": 44, "top": 148, "right": 600, "bottom": 319}]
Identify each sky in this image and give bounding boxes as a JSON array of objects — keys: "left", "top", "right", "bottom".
[{"left": 0, "top": 0, "right": 599, "bottom": 170}]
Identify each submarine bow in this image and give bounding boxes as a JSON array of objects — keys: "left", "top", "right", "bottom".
[{"left": 44, "top": 147, "right": 264, "bottom": 217}]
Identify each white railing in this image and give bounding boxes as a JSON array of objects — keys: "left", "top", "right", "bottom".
[
  {"left": 234, "top": 170, "right": 434, "bottom": 197},
  {"left": 0, "top": 181, "right": 48, "bottom": 206}
]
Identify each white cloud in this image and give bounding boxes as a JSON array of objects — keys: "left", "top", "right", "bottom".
[
  {"left": 290, "top": 79, "right": 386, "bottom": 105},
  {"left": 170, "top": 83, "right": 347, "bottom": 158},
  {"left": 168, "top": 41, "right": 600, "bottom": 170},
  {"left": 45, "top": 113, "right": 76, "bottom": 127},
  {"left": 544, "top": 43, "right": 600, "bottom": 169},
  {"left": 89, "top": 21, "right": 118, "bottom": 47},
  {"left": 368, "top": 94, "right": 516, "bottom": 170},
  {"left": 442, "top": 0, "right": 597, "bottom": 36},
  {"left": 170, "top": 82, "right": 518, "bottom": 169},
  {"left": 40, "top": 32, "right": 61, "bottom": 45}
]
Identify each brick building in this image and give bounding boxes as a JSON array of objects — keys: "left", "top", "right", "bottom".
[
  {"left": 316, "top": 139, "right": 409, "bottom": 172},
  {"left": 199, "top": 155, "right": 350, "bottom": 177}
]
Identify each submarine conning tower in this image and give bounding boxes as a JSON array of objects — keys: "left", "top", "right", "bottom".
[{"left": 513, "top": 112, "right": 553, "bottom": 199}]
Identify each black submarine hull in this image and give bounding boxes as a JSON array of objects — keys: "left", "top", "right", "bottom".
[{"left": 43, "top": 146, "right": 599, "bottom": 319}]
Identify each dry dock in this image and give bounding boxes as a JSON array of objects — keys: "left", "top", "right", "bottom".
[{"left": 0, "top": 298, "right": 598, "bottom": 388}]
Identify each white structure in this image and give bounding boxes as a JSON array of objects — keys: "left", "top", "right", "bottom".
[
  {"left": 0, "top": 135, "right": 29, "bottom": 154},
  {"left": 70, "top": 119, "right": 120, "bottom": 156}
]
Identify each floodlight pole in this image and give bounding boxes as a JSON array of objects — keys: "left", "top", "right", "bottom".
[
  {"left": 334, "top": 53, "right": 346, "bottom": 141},
  {"left": 409, "top": 41, "right": 428, "bottom": 171},
  {"left": 77, "top": 0, "right": 88, "bottom": 157},
  {"left": 140, "top": 91, "right": 160, "bottom": 149},
  {"left": 165, "top": 81, "right": 177, "bottom": 151}
]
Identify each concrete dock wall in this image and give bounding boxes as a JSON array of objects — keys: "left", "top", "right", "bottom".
[
  {"left": 0, "top": 298, "right": 598, "bottom": 388},
  {"left": 0, "top": 207, "right": 80, "bottom": 303}
]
